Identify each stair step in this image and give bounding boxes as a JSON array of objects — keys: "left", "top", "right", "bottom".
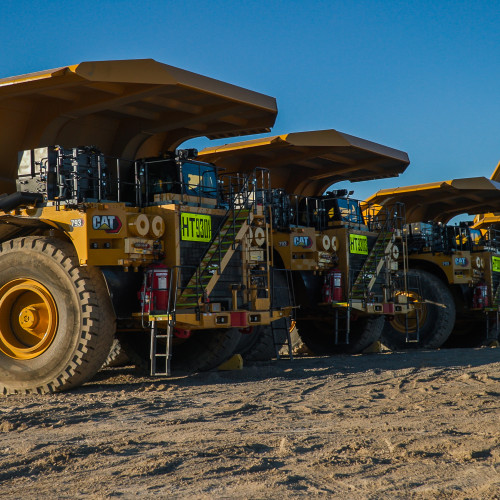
[
  {"left": 202, "top": 259, "right": 215, "bottom": 266},
  {"left": 175, "top": 203, "right": 253, "bottom": 308}
]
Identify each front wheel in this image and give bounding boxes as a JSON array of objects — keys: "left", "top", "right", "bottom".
[
  {"left": 0, "top": 237, "right": 115, "bottom": 394},
  {"left": 381, "top": 269, "right": 455, "bottom": 349}
]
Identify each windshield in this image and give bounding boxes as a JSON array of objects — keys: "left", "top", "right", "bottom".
[
  {"left": 333, "top": 198, "right": 364, "bottom": 225},
  {"left": 140, "top": 158, "right": 218, "bottom": 204},
  {"left": 181, "top": 161, "right": 218, "bottom": 199},
  {"left": 469, "top": 229, "right": 482, "bottom": 245}
]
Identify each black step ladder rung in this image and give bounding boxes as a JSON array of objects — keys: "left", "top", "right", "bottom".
[
  {"left": 150, "top": 318, "right": 174, "bottom": 376},
  {"left": 333, "top": 307, "right": 351, "bottom": 345}
]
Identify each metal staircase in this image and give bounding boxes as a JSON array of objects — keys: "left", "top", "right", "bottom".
[
  {"left": 176, "top": 210, "right": 253, "bottom": 309},
  {"left": 176, "top": 170, "right": 270, "bottom": 310},
  {"left": 349, "top": 202, "right": 406, "bottom": 302},
  {"left": 492, "top": 283, "right": 500, "bottom": 307},
  {"left": 350, "top": 231, "right": 396, "bottom": 300},
  {"left": 484, "top": 281, "right": 500, "bottom": 344}
]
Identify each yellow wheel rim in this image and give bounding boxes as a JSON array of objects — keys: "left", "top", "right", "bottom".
[
  {"left": 390, "top": 302, "right": 427, "bottom": 334},
  {"left": 0, "top": 279, "right": 58, "bottom": 360}
]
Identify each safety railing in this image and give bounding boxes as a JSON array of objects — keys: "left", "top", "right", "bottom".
[
  {"left": 403, "top": 222, "right": 500, "bottom": 254},
  {"left": 349, "top": 202, "right": 407, "bottom": 301},
  {"left": 175, "top": 168, "right": 272, "bottom": 310},
  {"left": 271, "top": 192, "right": 368, "bottom": 231},
  {"left": 479, "top": 227, "right": 500, "bottom": 252}
]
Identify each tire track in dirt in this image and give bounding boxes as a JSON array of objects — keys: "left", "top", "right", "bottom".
[{"left": 1, "top": 348, "right": 499, "bottom": 498}]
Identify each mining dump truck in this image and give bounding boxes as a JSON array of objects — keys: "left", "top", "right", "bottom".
[
  {"left": 198, "top": 130, "right": 415, "bottom": 355},
  {"left": 367, "top": 177, "right": 500, "bottom": 349},
  {"left": 0, "top": 59, "right": 285, "bottom": 395}
]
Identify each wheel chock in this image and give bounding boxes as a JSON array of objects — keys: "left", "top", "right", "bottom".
[
  {"left": 362, "top": 340, "right": 382, "bottom": 354},
  {"left": 218, "top": 354, "right": 244, "bottom": 371}
]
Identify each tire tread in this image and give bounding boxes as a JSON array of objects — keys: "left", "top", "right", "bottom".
[{"left": 0, "top": 236, "right": 115, "bottom": 395}]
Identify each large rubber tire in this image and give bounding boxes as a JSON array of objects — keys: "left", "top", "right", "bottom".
[
  {"left": 236, "top": 324, "right": 281, "bottom": 361},
  {"left": 172, "top": 328, "right": 242, "bottom": 371},
  {"left": 235, "top": 271, "right": 291, "bottom": 361},
  {"left": 118, "top": 327, "right": 242, "bottom": 373},
  {"left": 296, "top": 313, "right": 384, "bottom": 355},
  {"left": 102, "top": 338, "right": 130, "bottom": 368},
  {"left": 0, "top": 237, "right": 115, "bottom": 394},
  {"left": 381, "top": 269, "right": 455, "bottom": 349},
  {"left": 443, "top": 317, "right": 491, "bottom": 348}
]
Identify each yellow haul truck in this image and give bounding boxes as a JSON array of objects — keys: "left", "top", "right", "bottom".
[
  {"left": 0, "top": 59, "right": 286, "bottom": 395},
  {"left": 199, "top": 130, "right": 415, "bottom": 355},
  {"left": 367, "top": 177, "right": 500, "bottom": 349}
]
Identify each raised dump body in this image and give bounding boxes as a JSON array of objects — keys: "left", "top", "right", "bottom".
[
  {"left": 199, "top": 129, "right": 409, "bottom": 196},
  {"left": 0, "top": 60, "right": 282, "bottom": 394},
  {"left": 367, "top": 177, "right": 500, "bottom": 348},
  {"left": 198, "top": 130, "right": 414, "bottom": 355},
  {"left": 0, "top": 58, "right": 277, "bottom": 194},
  {"left": 473, "top": 161, "right": 500, "bottom": 229}
]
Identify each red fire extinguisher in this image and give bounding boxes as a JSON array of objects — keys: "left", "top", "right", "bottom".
[
  {"left": 472, "top": 283, "right": 489, "bottom": 309},
  {"left": 138, "top": 264, "right": 170, "bottom": 313},
  {"left": 322, "top": 269, "right": 343, "bottom": 303}
]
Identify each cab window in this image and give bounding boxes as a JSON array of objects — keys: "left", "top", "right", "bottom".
[
  {"left": 335, "top": 198, "right": 364, "bottom": 224},
  {"left": 181, "top": 161, "right": 218, "bottom": 198}
]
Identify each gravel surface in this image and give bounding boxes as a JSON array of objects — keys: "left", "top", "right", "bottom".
[{"left": 1, "top": 348, "right": 499, "bottom": 499}]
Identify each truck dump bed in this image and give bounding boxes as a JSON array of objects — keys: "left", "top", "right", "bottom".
[
  {"left": 473, "top": 161, "right": 500, "bottom": 228},
  {"left": 198, "top": 129, "right": 409, "bottom": 196},
  {"left": 366, "top": 177, "right": 500, "bottom": 223},
  {"left": 0, "top": 59, "right": 277, "bottom": 193}
]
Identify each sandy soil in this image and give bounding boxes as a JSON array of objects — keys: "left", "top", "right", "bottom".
[{"left": 1, "top": 348, "right": 500, "bottom": 499}]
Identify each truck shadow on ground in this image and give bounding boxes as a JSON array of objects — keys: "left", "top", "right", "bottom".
[{"left": 85, "top": 347, "right": 500, "bottom": 394}]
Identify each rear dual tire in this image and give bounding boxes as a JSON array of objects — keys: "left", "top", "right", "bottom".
[
  {"left": 296, "top": 313, "right": 384, "bottom": 355},
  {"left": 118, "top": 327, "right": 242, "bottom": 373}
]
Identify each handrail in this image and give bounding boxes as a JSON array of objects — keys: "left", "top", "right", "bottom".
[
  {"left": 176, "top": 167, "right": 272, "bottom": 307},
  {"left": 350, "top": 201, "right": 406, "bottom": 300},
  {"left": 404, "top": 222, "right": 500, "bottom": 254}
]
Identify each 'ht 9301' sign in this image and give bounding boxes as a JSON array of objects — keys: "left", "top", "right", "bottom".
[
  {"left": 180, "top": 213, "right": 212, "bottom": 242},
  {"left": 349, "top": 234, "right": 368, "bottom": 255}
]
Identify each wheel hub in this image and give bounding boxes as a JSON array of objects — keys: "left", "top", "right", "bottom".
[
  {"left": 19, "top": 306, "right": 40, "bottom": 330},
  {"left": 0, "top": 279, "right": 58, "bottom": 360}
]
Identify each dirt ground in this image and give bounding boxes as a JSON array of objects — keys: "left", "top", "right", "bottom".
[{"left": 1, "top": 348, "right": 499, "bottom": 499}]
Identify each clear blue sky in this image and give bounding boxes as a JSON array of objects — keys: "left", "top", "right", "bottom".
[{"left": 1, "top": 0, "right": 498, "bottom": 201}]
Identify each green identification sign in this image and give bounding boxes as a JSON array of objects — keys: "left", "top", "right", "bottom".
[
  {"left": 492, "top": 256, "right": 500, "bottom": 273},
  {"left": 349, "top": 234, "right": 368, "bottom": 255},
  {"left": 180, "top": 213, "right": 212, "bottom": 242}
]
